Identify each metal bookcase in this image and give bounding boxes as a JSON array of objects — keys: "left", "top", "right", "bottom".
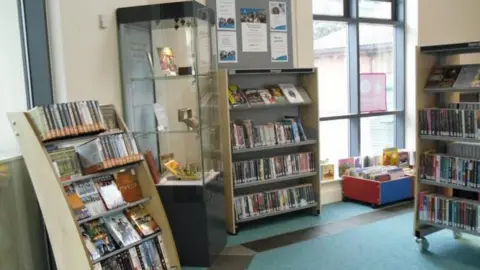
[
  {"left": 218, "top": 68, "right": 321, "bottom": 235},
  {"left": 7, "top": 105, "right": 181, "bottom": 270},
  {"left": 414, "top": 41, "right": 480, "bottom": 252}
]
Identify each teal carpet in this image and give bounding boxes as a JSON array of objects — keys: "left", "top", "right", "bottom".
[
  {"left": 227, "top": 201, "right": 374, "bottom": 246},
  {"left": 249, "top": 212, "right": 480, "bottom": 270}
]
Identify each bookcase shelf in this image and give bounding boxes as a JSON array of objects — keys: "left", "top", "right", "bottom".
[
  {"left": 419, "top": 135, "right": 478, "bottom": 143},
  {"left": 419, "top": 179, "right": 480, "bottom": 193},
  {"left": 232, "top": 140, "right": 317, "bottom": 154},
  {"left": 236, "top": 203, "right": 318, "bottom": 224},
  {"left": 8, "top": 104, "right": 181, "bottom": 270},
  {"left": 419, "top": 221, "right": 480, "bottom": 238},
  {"left": 219, "top": 68, "right": 321, "bottom": 234},
  {"left": 414, "top": 41, "right": 480, "bottom": 253},
  {"left": 424, "top": 87, "right": 480, "bottom": 94},
  {"left": 92, "top": 231, "right": 162, "bottom": 265},
  {"left": 235, "top": 172, "right": 318, "bottom": 189}
]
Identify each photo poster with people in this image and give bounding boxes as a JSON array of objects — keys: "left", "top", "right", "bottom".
[
  {"left": 240, "top": 8, "right": 268, "bottom": 52},
  {"left": 218, "top": 31, "right": 238, "bottom": 63},
  {"left": 216, "top": 0, "right": 236, "bottom": 30},
  {"left": 269, "top": 1, "right": 287, "bottom": 31}
]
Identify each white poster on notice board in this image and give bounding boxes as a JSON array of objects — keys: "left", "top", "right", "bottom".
[
  {"left": 270, "top": 32, "right": 288, "bottom": 62},
  {"left": 216, "top": 0, "right": 236, "bottom": 30},
  {"left": 240, "top": 8, "right": 268, "bottom": 52},
  {"left": 218, "top": 31, "right": 238, "bottom": 63},
  {"left": 269, "top": 1, "right": 287, "bottom": 31}
]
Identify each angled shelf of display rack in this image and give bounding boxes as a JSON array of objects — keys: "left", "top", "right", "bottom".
[
  {"left": 232, "top": 140, "right": 317, "bottom": 154},
  {"left": 92, "top": 231, "right": 163, "bottom": 264},
  {"left": 235, "top": 172, "right": 318, "bottom": 189},
  {"left": 236, "top": 203, "right": 319, "bottom": 224},
  {"left": 7, "top": 104, "right": 181, "bottom": 270},
  {"left": 78, "top": 197, "right": 152, "bottom": 225},
  {"left": 419, "top": 179, "right": 480, "bottom": 193},
  {"left": 60, "top": 162, "right": 141, "bottom": 186},
  {"left": 218, "top": 68, "right": 321, "bottom": 234},
  {"left": 414, "top": 41, "right": 480, "bottom": 253}
]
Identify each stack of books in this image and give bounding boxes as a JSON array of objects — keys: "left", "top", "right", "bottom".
[
  {"left": 234, "top": 184, "right": 316, "bottom": 221},
  {"left": 232, "top": 152, "right": 316, "bottom": 185},
  {"left": 27, "top": 100, "right": 107, "bottom": 141},
  {"left": 230, "top": 116, "right": 308, "bottom": 150}
]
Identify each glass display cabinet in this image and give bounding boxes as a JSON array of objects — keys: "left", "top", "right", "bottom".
[{"left": 117, "top": 1, "right": 226, "bottom": 267}]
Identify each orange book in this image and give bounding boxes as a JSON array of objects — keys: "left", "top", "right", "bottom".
[{"left": 115, "top": 170, "right": 143, "bottom": 203}]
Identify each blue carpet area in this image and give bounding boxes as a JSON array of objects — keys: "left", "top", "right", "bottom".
[
  {"left": 249, "top": 212, "right": 480, "bottom": 270},
  {"left": 228, "top": 202, "right": 374, "bottom": 246}
]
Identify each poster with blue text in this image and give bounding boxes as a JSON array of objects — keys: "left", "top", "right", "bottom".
[
  {"left": 270, "top": 32, "right": 288, "bottom": 62},
  {"left": 269, "top": 1, "right": 287, "bottom": 31}
]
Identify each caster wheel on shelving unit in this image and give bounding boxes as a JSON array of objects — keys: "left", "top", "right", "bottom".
[
  {"left": 314, "top": 209, "right": 320, "bottom": 216},
  {"left": 416, "top": 237, "right": 429, "bottom": 253},
  {"left": 453, "top": 231, "right": 462, "bottom": 239}
]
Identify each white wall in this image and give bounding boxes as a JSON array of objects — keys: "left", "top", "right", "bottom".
[
  {"left": 0, "top": 0, "right": 27, "bottom": 158},
  {"left": 47, "top": 0, "right": 152, "bottom": 113}
]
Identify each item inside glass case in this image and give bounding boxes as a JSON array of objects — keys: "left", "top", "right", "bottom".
[
  {"left": 164, "top": 159, "right": 200, "bottom": 181},
  {"left": 178, "top": 108, "right": 200, "bottom": 130},
  {"left": 157, "top": 47, "right": 177, "bottom": 76}
]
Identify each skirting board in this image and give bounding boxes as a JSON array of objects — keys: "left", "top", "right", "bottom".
[{"left": 320, "top": 181, "right": 342, "bottom": 205}]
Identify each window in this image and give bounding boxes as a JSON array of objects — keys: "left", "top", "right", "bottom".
[
  {"left": 313, "top": 0, "right": 344, "bottom": 16},
  {"left": 0, "top": 0, "right": 28, "bottom": 159},
  {"left": 313, "top": 0, "right": 404, "bottom": 166},
  {"left": 314, "top": 21, "right": 349, "bottom": 117},
  {"left": 359, "top": 0, "right": 392, "bottom": 19}
]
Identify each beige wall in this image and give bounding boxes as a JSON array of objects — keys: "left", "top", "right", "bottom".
[{"left": 418, "top": 0, "right": 480, "bottom": 46}]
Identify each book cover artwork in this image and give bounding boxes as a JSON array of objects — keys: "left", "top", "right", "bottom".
[
  {"left": 278, "top": 83, "right": 304, "bottom": 103},
  {"left": 157, "top": 47, "right": 177, "bottom": 76},
  {"left": 105, "top": 213, "right": 142, "bottom": 247},
  {"left": 454, "top": 65, "right": 480, "bottom": 88}
]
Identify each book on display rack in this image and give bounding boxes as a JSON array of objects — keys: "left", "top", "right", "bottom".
[{"left": 11, "top": 100, "right": 180, "bottom": 269}]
